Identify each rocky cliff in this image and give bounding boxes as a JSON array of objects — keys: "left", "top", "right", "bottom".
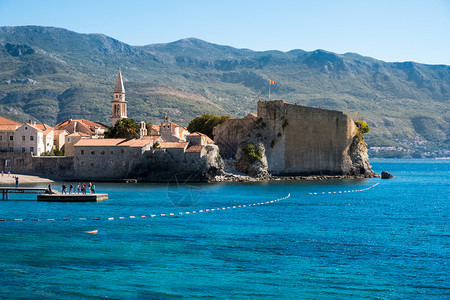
[
  {"left": 137, "top": 144, "right": 224, "bottom": 182},
  {"left": 215, "top": 100, "right": 377, "bottom": 178}
]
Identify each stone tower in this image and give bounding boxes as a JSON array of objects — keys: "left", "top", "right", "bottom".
[
  {"left": 139, "top": 121, "right": 147, "bottom": 138},
  {"left": 111, "top": 67, "right": 127, "bottom": 126}
]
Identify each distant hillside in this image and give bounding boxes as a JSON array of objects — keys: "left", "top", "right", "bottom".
[{"left": 0, "top": 26, "right": 448, "bottom": 154}]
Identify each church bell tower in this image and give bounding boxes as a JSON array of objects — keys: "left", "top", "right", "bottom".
[{"left": 111, "top": 67, "right": 127, "bottom": 126}]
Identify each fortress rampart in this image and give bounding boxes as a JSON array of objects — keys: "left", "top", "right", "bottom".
[{"left": 215, "top": 100, "right": 372, "bottom": 176}]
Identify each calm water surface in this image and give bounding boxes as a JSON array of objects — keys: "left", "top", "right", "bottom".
[{"left": 0, "top": 159, "right": 448, "bottom": 299}]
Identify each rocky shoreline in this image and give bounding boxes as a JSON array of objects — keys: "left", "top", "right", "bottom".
[{"left": 210, "top": 171, "right": 380, "bottom": 183}]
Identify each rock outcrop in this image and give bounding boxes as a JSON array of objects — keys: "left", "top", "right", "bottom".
[
  {"left": 215, "top": 100, "right": 377, "bottom": 178},
  {"left": 347, "top": 135, "right": 376, "bottom": 176},
  {"left": 381, "top": 171, "right": 394, "bottom": 179},
  {"left": 137, "top": 144, "right": 224, "bottom": 182}
]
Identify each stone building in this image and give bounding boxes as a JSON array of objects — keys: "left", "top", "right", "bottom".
[
  {"left": 0, "top": 116, "right": 21, "bottom": 152},
  {"left": 54, "top": 119, "right": 107, "bottom": 137},
  {"left": 53, "top": 129, "right": 69, "bottom": 152},
  {"left": 160, "top": 114, "right": 189, "bottom": 142},
  {"left": 73, "top": 138, "right": 155, "bottom": 179},
  {"left": 64, "top": 132, "right": 90, "bottom": 156},
  {"left": 35, "top": 123, "right": 54, "bottom": 153},
  {"left": 13, "top": 121, "right": 45, "bottom": 156}
]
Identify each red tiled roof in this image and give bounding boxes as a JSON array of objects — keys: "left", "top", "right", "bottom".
[
  {"left": 53, "top": 130, "right": 68, "bottom": 136},
  {"left": 68, "top": 132, "right": 90, "bottom": 137},
  {"left": 74, "top": 138, "right": 153, "bottom": 148},
  {"left": 54, "top": 119, "right": 108, "bottom": 135},
  {"left": 0, "top": 124, "right": 20, "bottom": 131},
  {"left": 0, "top": 116, "right": 22, "bottom": 126},
  {"left": 74, "top": 139, "right": 126, "bottom": 147},
  {"left": 186, "top": 145, "right": 203, "bottom": 153},
  {"left": 35, "top": 123, "right": 53, "bottom": 136},
  {"left": 187, "top": 132, "right": 214, "bottom": 144},
  {"left": 141, "top": 135, "right": 164, "bottom": 143},
  {"left": 169, "top": 121, "right": 180, "bottom": 128},
  {"left": 159, "top": 142, "right": 189, "bottom": 149},
  {"left": 119, "top": 139, "right": 153, "bottom": 147}
]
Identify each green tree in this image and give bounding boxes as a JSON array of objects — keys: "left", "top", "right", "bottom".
[
  {"left": 187, "top": 113, "right": 230, "bottom": 140},
  {"left": 105, "top": 118, "right": 140, "bottom": 139},
  {"left": 355, "top": 120, "right": 370, "bottom": 134}
]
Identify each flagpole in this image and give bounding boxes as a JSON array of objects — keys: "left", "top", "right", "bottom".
[{"left": 269, "top": 83, "right": 271, "bottom": 101}]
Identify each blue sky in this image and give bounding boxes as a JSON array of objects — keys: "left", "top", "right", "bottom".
[{"left": 0, "top": 0, "right": 449, "bottom": 65}]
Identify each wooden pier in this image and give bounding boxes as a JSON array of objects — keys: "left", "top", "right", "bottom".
[
  {"left": 0, "top": 186, "right": 108, "bottom": 202},
  {"left": 0, "top": 187, "right": 48, "bottom": 200}
]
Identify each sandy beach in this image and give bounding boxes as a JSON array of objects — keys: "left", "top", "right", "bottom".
[{"left": 0, "top": 173, "right": 55, "bottom": 185}]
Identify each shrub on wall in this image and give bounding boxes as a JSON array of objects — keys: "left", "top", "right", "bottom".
[{"left": 242, "top": 143, "right": 262, "bottom": 163}]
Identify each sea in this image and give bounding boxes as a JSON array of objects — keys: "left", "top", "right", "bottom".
[{"left": 0, "top": 159, "right": 448, "bottom": 299}]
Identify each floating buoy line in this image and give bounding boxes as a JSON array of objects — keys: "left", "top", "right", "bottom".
[
  {"left": 305, "top": 182, "right": 379, "bottom": 195},
  {"left": 0, "top": 182, "right": 380, "bottom": 223}
]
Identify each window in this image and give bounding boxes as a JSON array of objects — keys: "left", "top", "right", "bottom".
[
  {"left": 68, "top": 137, "right": 72, "bottom": 142},
  {"left": 81, "top": 150, "right": 84, "bottom": 155},
  {"left": 91, "top": 163, "right": 94, "bottom": 167},
  {"left": 22, "top": 147, "right": 25, "bottom": 152},
  {"left": 9, "top": 136, "right": 13, "bottom": 141},
  {"left": 122, "top": 149, "right": 127, "bottom": 154},
  {"left": 30, "top": 136, "right": 34, "bottom": 141},
  {"left": 30, "top": 147, "right": 34, "bottom": 153},
  {"left": 81, "top": 162, "right": 85, "bottom": 167},
  {"left": 91, "top": 151, "right": 95, "bottom": 155},
  {"left": 0, "top": 136, "right": 3, "bottom": 140},
  {"left": 22, "top": 136, "right": 25, "bottom": 141},
  {"left": 25, "top": 127, "right": 27, "bottom": 130},
  {"left": 101, "top": 151, "right": 105, "bottom": 155},
  {"left": 110, "top": 160, "right": 114, "bottom": 165},
  {"left": 111, "top": 151, "right": 114, "bottom": 155},
  {"left": 9, "top": 147, "right": 13, "bottom": 152}
]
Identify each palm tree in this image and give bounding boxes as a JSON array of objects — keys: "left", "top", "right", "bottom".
[{"left": 106, "top": 118, "right": 139, "bottom": 139}]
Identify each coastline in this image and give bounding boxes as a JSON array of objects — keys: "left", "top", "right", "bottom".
[
  {"left": 0, "top": 173, "right": 55, "bottom": 185},
  {"left": 0, "top": 172, "right": 379, "bottom": 185},
  {"left": 210, "top": 172, "right": 380, "bottom": 183}
]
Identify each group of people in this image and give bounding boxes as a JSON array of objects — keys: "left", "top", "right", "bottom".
[
  {"left": 0, "top": 171, "right": 19, "bottom": 188},
  {"left": 57, "top": 182, "right": 96, "bottom": 194},
  {"left": 0, "top": 171, "right": 11, "bottom": 177}
]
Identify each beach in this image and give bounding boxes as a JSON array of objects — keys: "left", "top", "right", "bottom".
[{"left": 0, "top": 173, "right": 54, "bottom": 185}]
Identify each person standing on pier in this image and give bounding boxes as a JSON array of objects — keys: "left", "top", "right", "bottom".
[{"left": 15, "top": 176, "right": 19, "bottom": 188}]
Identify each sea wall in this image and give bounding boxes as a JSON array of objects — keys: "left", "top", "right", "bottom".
[
  {"left": 0, "top": 152, "right": 74, "bottom": 178},
  {"left": 0, "top": 145, "right": 224, "bottom": 182},
  {"left": 137, "top": 145, "right": 223, "bottom": 182}
]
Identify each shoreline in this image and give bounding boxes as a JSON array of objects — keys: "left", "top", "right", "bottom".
[
  {"left": 0, "top": 173, "right": 56, "bottom": 185},
  {"left": 210, "top": 172, "right": 380, "bottom": 183},
  {"left": 0, "top": 172, "right": 379, "bottom": 185}
]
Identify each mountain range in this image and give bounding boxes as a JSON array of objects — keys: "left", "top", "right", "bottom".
[{"left": 0, "top": 26, "right": 448, "bottom": 153}]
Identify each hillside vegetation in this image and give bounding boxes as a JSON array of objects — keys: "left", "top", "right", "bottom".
[{"left": 0, "top": 26, "right": 448, "bottom": 153}]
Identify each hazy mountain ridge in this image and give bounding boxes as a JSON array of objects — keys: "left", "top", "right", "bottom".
[{"left": 0, "top": 26, "right": 448, "bottom": 153}]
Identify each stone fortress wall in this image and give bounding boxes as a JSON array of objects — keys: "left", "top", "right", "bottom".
[
  {"left": 259, "top": 100, "right": 356, "bottom": 175},
  {"left": 215, "top": 100, "right": 372, "bottom": 176}
]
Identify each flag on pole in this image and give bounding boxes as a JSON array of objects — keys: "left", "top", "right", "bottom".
[{"left": 270, "top": 80, "right": 276, "bottom": 84}]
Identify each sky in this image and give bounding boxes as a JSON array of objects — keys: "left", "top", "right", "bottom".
[{"left": 0, "top": 0, "right": 449, "bottom": 65}]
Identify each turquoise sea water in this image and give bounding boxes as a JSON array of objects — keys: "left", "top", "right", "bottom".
[{"left": 0, "top": 159, "right": 448, "bottom": 299}]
